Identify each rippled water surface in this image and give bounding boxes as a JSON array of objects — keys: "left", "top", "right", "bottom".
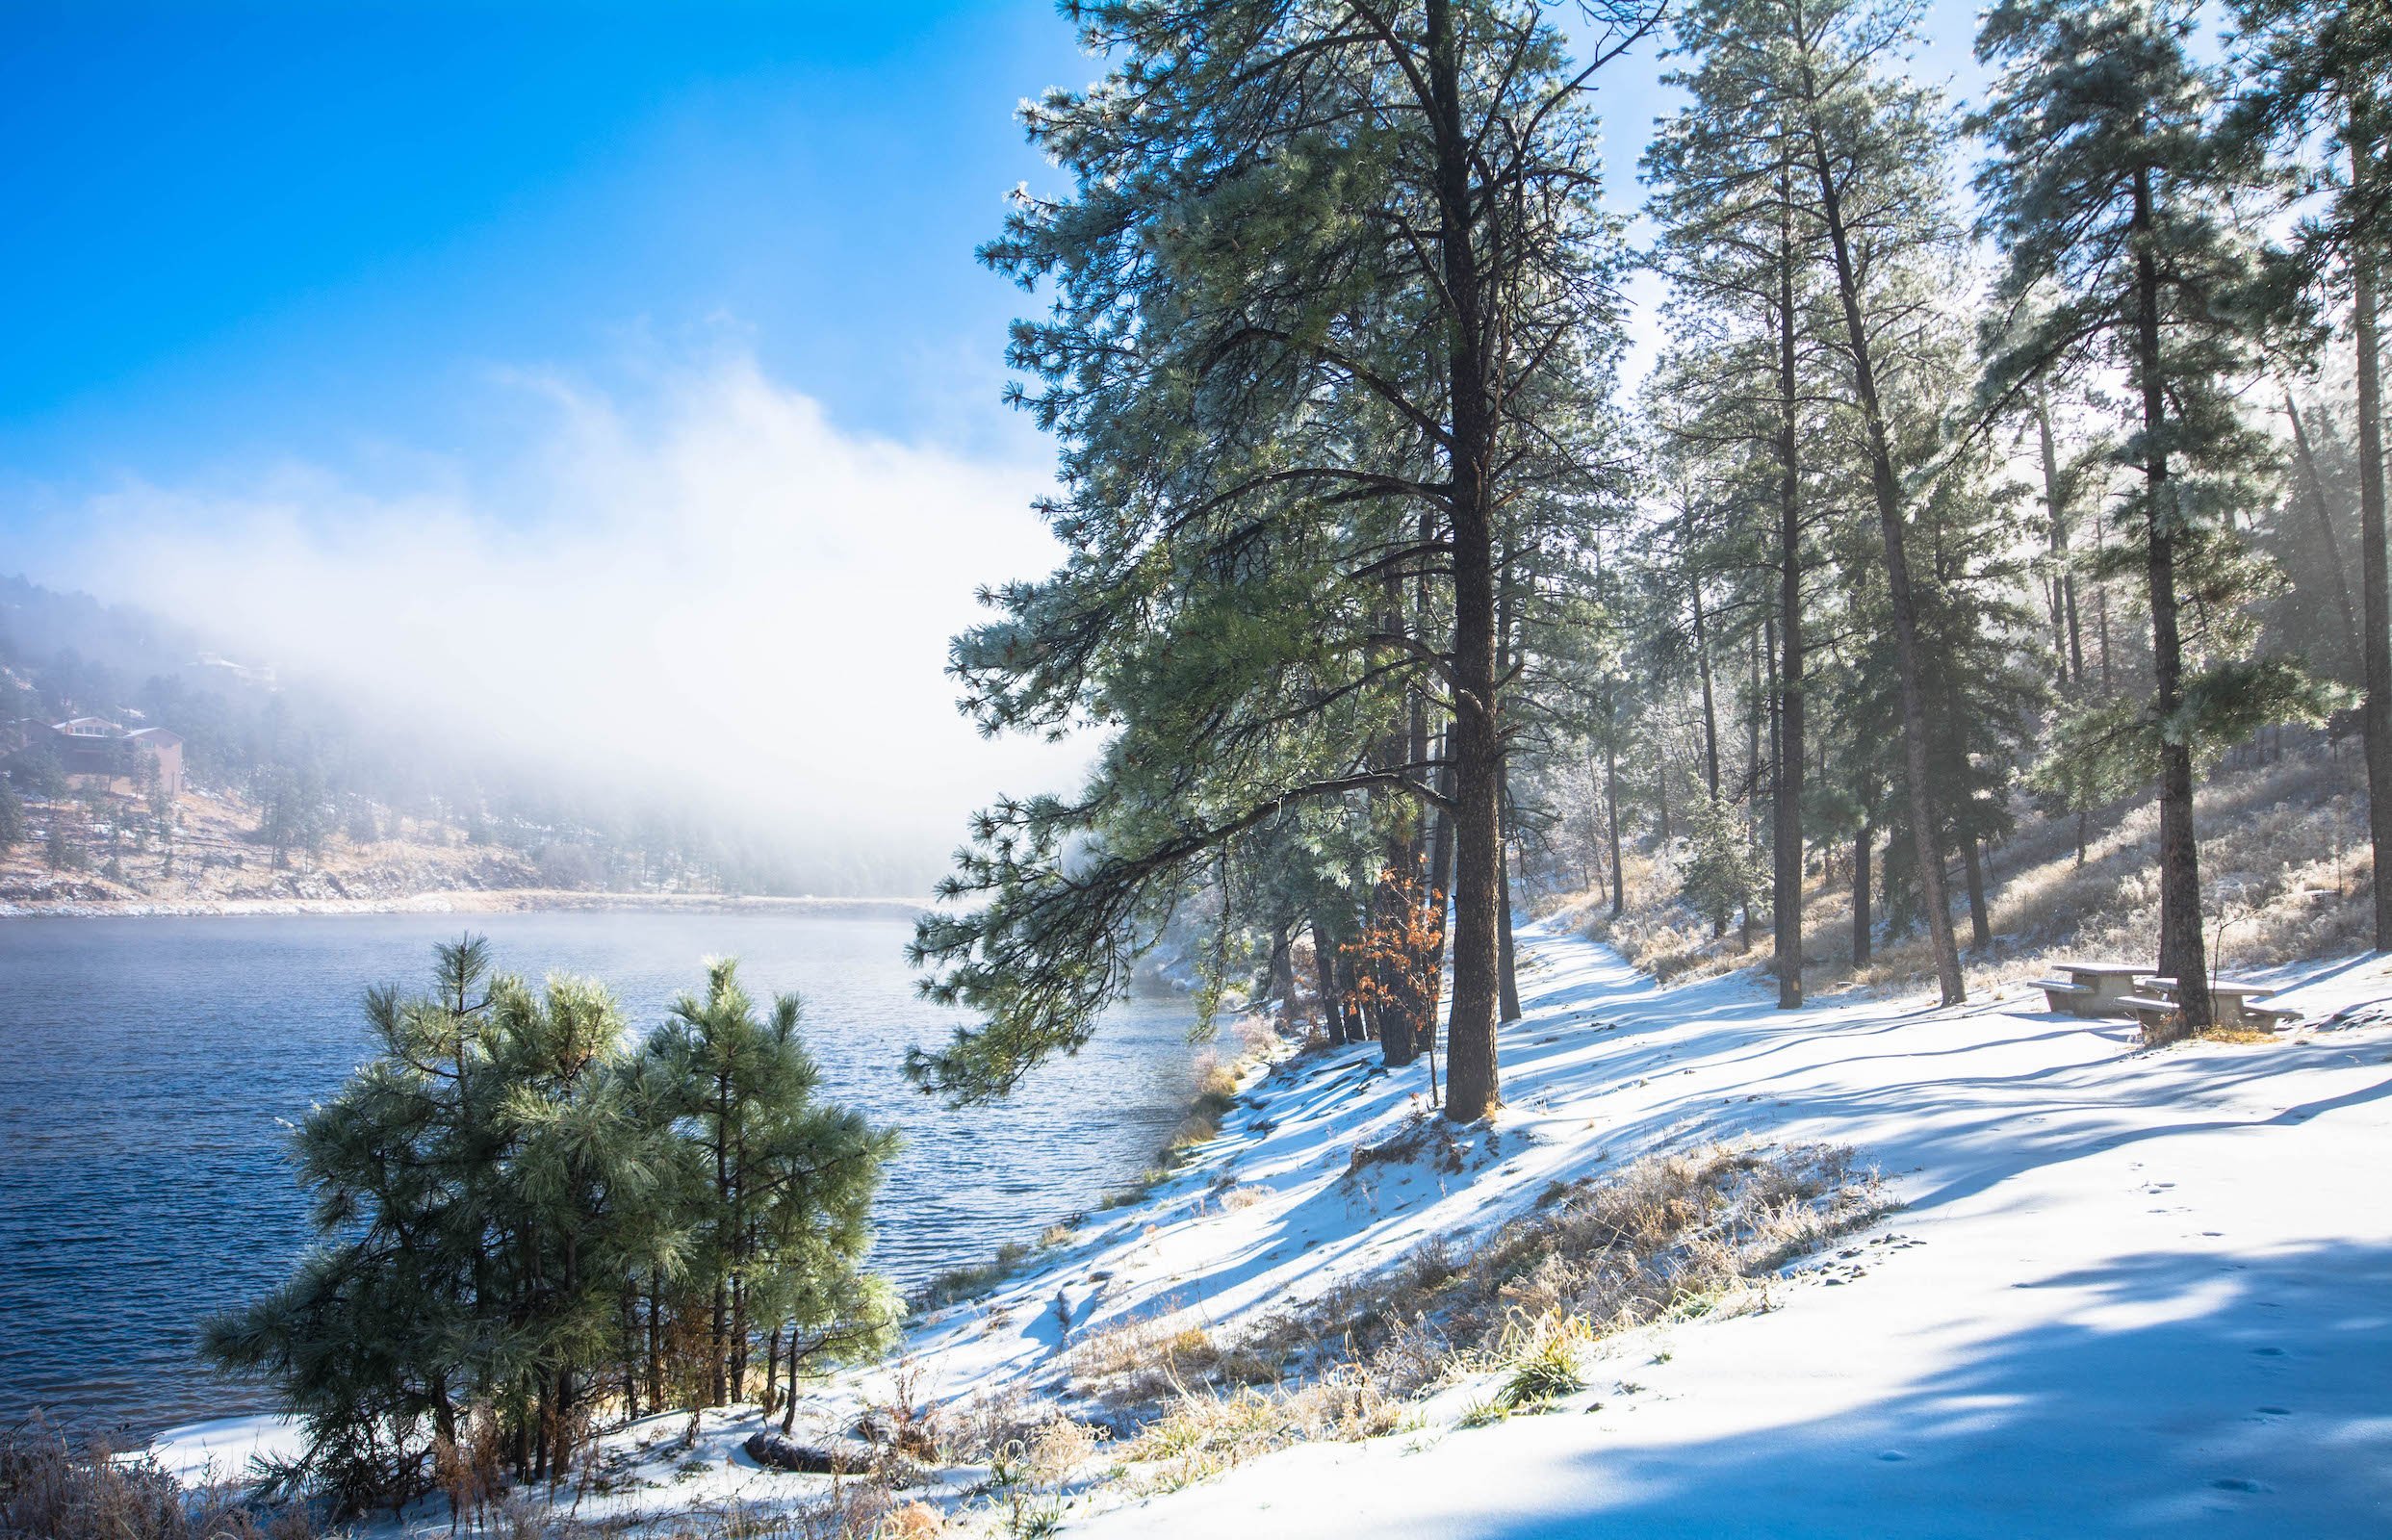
[{"left": 0, "top": 910, "right": 1196, "bottom": 1436}]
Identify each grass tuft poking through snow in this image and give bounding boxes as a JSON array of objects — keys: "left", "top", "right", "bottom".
[
  {"left": 1046, "top": 1141, "right": 1888, "bottom": 1495},
  {"left": 0, "top": 1423, "right": 328, "bottom": 1540}
]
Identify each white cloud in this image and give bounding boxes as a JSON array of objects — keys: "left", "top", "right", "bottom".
[{"left": 55, "top": 350, "right": 1086, "bottom": 891}]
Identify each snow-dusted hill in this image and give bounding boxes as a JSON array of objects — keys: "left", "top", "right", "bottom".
[
  {"left": 1059, "top": 922, "right": 2392, "bottom": 1538},
  {"left": 155, "top": 918, "right": 2392, "bottom": 1537}
]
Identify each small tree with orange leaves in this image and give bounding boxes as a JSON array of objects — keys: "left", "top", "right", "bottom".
[{"left": 1345, "top": 861, "right": 1445, "bottom": 1104}]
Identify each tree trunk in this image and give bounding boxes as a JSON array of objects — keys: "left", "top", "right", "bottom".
[
  {"left": 1266, "top": 925, "right": 1295, "bottom": 1022},
  {"left": 1743, "top": 624, "right": 1763, "bottom": 954},
  {"left": 1961, "top": 835, "right": 1993, "bottom": 949},
  {"left": 1370, "top": 850, "right": 1420, "bottom": 1065},
  {"left": 1851, "top": 825, "right": 1872, "bottom": 966},
  {"left": 1774, "top": 170, "right": 1805, "bottom": 1008},
  {"left": 1803, "top": 118, "right": 1966, "bottom": 1006},
  {"left": 1657, "top": 738, "right": 1673, "bottom": 847},
  {"left": 1428, "top": 0, "right": 1500, "bottom": 1123},
  {"left": 647, "top": 1269, "right": 664, "bottom": 1414},
  {"left": 1337, "top": 944, "right": 1372, "bottom": 1040},
  {"left": 2353, "top": 126, "right": 2392, "bottom": 953},
  {"left": 780, "top": 1330, "right": 802, "bottom": 1434},
  {"left": 1692, "top": 576, "right": 1723, "bottom": 805},
  {"left": 1693, "top": 578, "right": 1726, "bottom": 939},
  {"left": 1311, "top": 918, "right": 1346, "bottom": 1043},
  {"left": 1605, "top": 721, "right": 1626, "bottom": 920},
  {"left": 622, "top": 1288, "right": 642, "bottom": 1423},
  {"left": 2132, "top": 163, "right": 2211, "bottom": 1033},
  {"left": 1420, "top": 725, "right": 1456, "bottom": 1027},
  {"left": 1496, "top": 767, "right": 1522, "bottom": 1019},
  {"left": 2281, "top": 383, "right": 2362, "bottom": 676},
  {"left": 2094, "top": 495, "right": 2115, "bottom": 693},
  {"left": 1583, "top": 744, "right": 1609, "bottom": 904},
  {"left": 2036, "top": 390, "right": 2088, "bottom": 686}
]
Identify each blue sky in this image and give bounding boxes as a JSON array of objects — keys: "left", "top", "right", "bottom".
[
  {"left": 0, "top": 0, "right": 1983, "bottom": 542},
  {"left": 0, "top": 0, "right": 1984, "bottom": 878},
  {"left": 0, "top": 2, "right": 1089, "bottom": 527}
]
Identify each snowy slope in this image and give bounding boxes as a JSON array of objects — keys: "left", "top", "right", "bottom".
[
  {"left": 152, "top": 918, "right": 2392, "bottom": 1536},
  {"left": 1057, "top": 922, "right": 2392, "bottom": 1539}
]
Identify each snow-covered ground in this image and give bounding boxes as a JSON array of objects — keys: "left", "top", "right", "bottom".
[{"left": 155, "top": 916, "right": 2392, "bottom": 1536}]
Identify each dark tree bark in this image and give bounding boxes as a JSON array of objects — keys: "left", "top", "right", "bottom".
[
  {"left": 1605, "top": 722, "right": 1626, "bottom": 921},
  {"left": 1692, "top": 577, "right": 1726, "bottom": 939},
  {"left": 646, "top": 1268, "right": 664, "bottom": 1414},
  {"left": 2131, "top": 163, "right": 2211, "bottom": 1033},
  {"left": 1423, "top": 757, "right": 1456, "bottom": 1038},
  {"left": 1311, "top": 918, "right": 1347, "bottom": 1043},
  {"left": 1961, "top": 835, "right": 1993, "bottom": 950},
  {"left": 1427, "top": 0, "right": 1503, "bottom": 1123},
  {"left": 2353, "top": 128, "right": 2392, "bottom": 953},
  {"left": 1774, "top": 178, "right": 1805, "bottom": 1007},
  {"left": 1265, "top": 924, "right": 1295, "bottom": 1021},
  {"left": 1337, "top": 944, "right": 1373, "bottom": 1041},
  {"left": 1582, "top": 744, "right": 1610, "bottom": 904},
  {"left": 1657, "top": 736, "right": 1673, "bottom": 847},
  {"left": 1851, "top": 825, "right": 1872, "bottom": 967}
]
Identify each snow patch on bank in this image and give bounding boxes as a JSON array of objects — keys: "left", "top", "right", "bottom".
[{"left": 154, "top": 920, "right": 2392, "bottom": 1536}]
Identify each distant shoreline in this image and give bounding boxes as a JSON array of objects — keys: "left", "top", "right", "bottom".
[{"left": 0, "top": 890, "right": 932, "bottom": 921}]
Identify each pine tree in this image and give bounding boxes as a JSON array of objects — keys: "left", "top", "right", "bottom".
[
  {"left": 912, "top": 0, "right": 1650, "bottom": 1122},
  {"left": 1680, "top": 790, "right": 1763, "bottom": 936},
  {"left": 2225, "top": 0, "right": 2392, "bottom": 945},
  {"left": 205, "top": 942, "right": 895, "bottom": 1513},
  {"left": 0, "top": 781, "right": 23, "bottom": 852},
  {"left": 1647, "top": 14, "right": 1839, "bottom": 1002},
  {"left": 1769, "top": 0, "right": 1973, "bottom": 1005},
  {"left": 646, "top": 960, "right": 898, "bottom": 1412},
  {"left": 1978, "top": 0, "right": 2340, "bottom": 1032}
]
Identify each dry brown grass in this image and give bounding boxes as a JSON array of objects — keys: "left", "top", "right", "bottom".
[
  {"left": 1289, "top": 1142, "right": 1883, "bottom": 1372},
  {"left": 2193, "top": 1026, "right": 2284, "bottom": 1045},
  {"left": 1551, "top": 738, "right": 2372, "bottom": 1003},
  {"left": 0, "top": 1423, "right": 328, "bottom": 1540},
  {"left": 1060, "top": 1141, "right": 1886, "bottom": 1495}
]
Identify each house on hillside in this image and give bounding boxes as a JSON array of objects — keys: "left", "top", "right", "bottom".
[{"left": 3, "top": 716, "right": 186, "bottom": 799}]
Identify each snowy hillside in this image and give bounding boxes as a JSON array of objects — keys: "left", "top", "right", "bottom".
[{"left": 155, "top": 919, "right": 2392, "bottom": 1536}]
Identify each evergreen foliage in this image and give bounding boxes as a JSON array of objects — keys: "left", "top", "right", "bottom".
[
  {"left": 911, "top": 0, "right": 1652, "bottom": 1120},
  {"left": 1975, "top": 0, "right": 2344, "bottom": 1026},
  {"left": 203, "top": 939, "right": 895, "bottom": 1515}
]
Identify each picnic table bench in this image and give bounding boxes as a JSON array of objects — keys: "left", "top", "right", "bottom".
[
  {"left": 2030, "top": 962, "right": 2162, "bottom": 1018},
  {"left": 2134, "top": 976, "right": 2300, "bottom": 1032}
]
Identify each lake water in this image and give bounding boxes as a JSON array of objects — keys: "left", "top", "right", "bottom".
[{"left": 0, "top": 910, "right": 1198, "bottom": 1438}]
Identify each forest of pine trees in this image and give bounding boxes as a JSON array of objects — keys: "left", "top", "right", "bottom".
[
  {"left": 910, "top": 0, "right": 2389, "bottom": 1107},
  {"left": 204, "top": 940, "right": 897, "bottom": 1515}
]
